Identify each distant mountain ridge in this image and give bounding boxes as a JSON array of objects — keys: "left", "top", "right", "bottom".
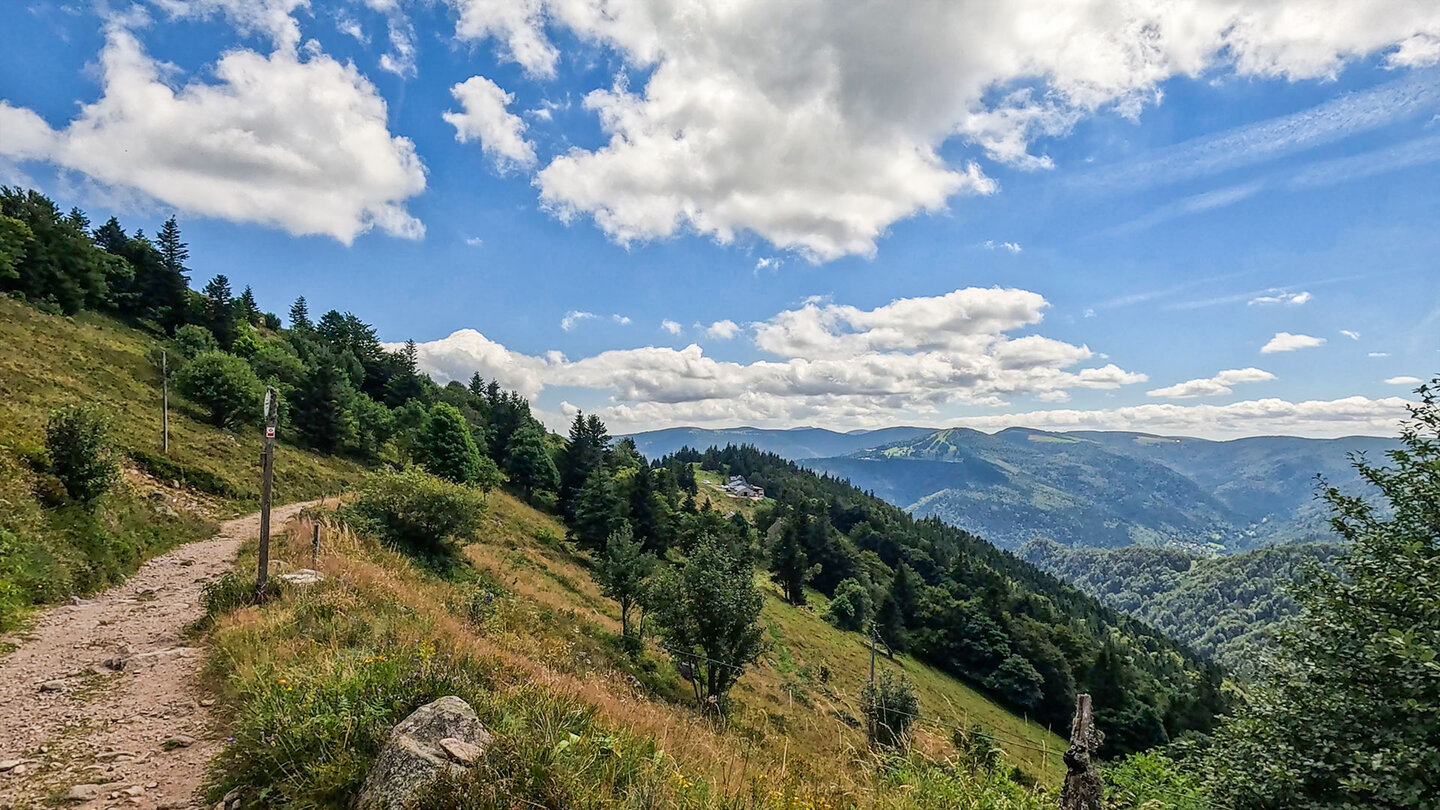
[
  {"left": 809, "top": 427, "right": 1396, "bottom": 552},
  {"left": 624, "top": 424, "right": 1397, "bottom": 552},
  {"left": 623, "top": 425, "right": 935, "bottom": 460}
]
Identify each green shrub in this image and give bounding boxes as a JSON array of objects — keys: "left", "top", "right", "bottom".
[
  {"left": 175, "top": 350, "right": 264, "bottom": 428},
  {"left": 172, "top": 323, "right": 219, "bottom": 359},
  {"left": 824, "top": 577, "right": 872, "bottom": 631},
  {"left": 861, "top": 670, "right": 918, "bottom": 750},
  {"left": 343, "top": 468, "right": 486, "bottom": 563},
  {"left": 44, "top": 405, "right": 119, "bottom": 507}
]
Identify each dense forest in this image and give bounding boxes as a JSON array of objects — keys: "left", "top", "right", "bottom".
[
  {"left": 662, "top": 444, "right": 1229, "bottom": 753},
  {"left": 1020, "top": 539, "right": 1345, "bottom": 675}
]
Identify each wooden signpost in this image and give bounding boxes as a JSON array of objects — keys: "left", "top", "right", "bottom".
[{"left": 256, "top": 386, "right": 278, "bottom": 597}]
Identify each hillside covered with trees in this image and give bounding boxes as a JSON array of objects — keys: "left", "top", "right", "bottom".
[{"left": 1019, "top": 539, "right": 1345, "bottom": 674}]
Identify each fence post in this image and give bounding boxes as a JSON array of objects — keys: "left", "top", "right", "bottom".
[{"left": 1060, "top": 693, "right": 1104, "bottom": 810}]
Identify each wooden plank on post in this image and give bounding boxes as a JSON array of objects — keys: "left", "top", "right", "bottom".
[
  {"left": 256, "top": 386, "right": 278, "bottom": 597},
  {"left": 1060, "top": 693, "right": 1104, "bottom": 810}
]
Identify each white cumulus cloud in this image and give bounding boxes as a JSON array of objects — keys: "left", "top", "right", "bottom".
[
  {"left": 704, "top": 320, "right": 740, "bottom": 340},
  {"left": 1262, "top": 332, "right": 1327, "bottom": 353},
  {"left": 403, "top": 286, "right": 1148, "bottom": 432},
  {"left": 1146, "top": 367, "right": 1276, "bottom": 399},
  {"left": 660, "top": 319, "right": 682, "bottom": 336},
  {"left": 445, "top": 0, "right": 1440, "bottom": 261},
  {"left": 0, "top": 24, "right": 426, "bottom": 243},
  {"left": 443, "top": 75, "right": 537, "bottom": 171}
]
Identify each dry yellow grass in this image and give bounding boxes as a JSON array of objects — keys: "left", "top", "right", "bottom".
[{"left": 330, "top": 491, "right": 1068, "bottom": 787}]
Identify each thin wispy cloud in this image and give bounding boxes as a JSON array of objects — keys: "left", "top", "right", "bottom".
[
  {"left": 1081, "top": 70, "right": 1440, "bottom": 195},
  {"left": 983, "top": 240, "right": 1023, "bottom": 253},
  {"left": 1340, "top": 330, "right": 1361, "bottom": 340},
  {"left": 560, "top": 310, "right": 596, "bottom": 331},
  {"left": 1386, "top": 375, "right": 1423, "bottom": 385},
  {"left": 1249, "top": 290, "right": 1312, "bottom": 306}
]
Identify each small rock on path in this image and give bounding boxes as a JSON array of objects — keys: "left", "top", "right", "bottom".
[{"left": 0, "top": 501, "right": 317, "bottom": 809}]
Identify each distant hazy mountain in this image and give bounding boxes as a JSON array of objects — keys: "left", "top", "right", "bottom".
[
  {"left": 803, "top": 427, "right": 1396, "bottom": 552},
  {"left": 622, "top": 425, "right": 935, "bottom": 460}
]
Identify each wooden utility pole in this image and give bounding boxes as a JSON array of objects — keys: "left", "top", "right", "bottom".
[
  {"left": 868, "top": 621, "right": 877, "bottom": 687},
  {"left": 312, "top": 524, "right": 320, "bottom": 569},
  {"left": 256, "top": 386, "right": 278, "bottom": 597},
  {"left": 1060, "top": 693, "right": 1104, "bottom": 810},
  {"left": 160, "top": 350, "right": 169, "bottom": 455}
]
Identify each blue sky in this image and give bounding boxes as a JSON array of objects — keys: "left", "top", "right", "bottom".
[{"left": 2, "top": 0, "right": 1438, "bottom": 437}]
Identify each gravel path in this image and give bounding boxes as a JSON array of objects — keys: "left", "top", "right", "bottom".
[{"left": 0, "top": 502, "right": 314, "bottom": 809}]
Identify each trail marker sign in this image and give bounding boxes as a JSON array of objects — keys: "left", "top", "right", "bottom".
[{"left": 256, "top": 386, "right": 279, "bottom": 596}]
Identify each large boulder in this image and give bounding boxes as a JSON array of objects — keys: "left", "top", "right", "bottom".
[{"left": 355, "top": 696, "right": 491, "bottom": 810}]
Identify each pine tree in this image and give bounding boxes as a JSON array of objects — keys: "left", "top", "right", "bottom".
[
  {"left": 628, "top": 463, "right": 665, "bottom": 553},
  {"left": 571, "top": 467, "right": 626, "bottom": 551},
  {"left": 237, "top": 285, "right": 259, "bottom": 325},
  {"left": 770, "top": 514, "right": 814, "bottom": 605},
  {"left": 201, "top": 274, "right": 236, "bottom": 349},
  {"left": 156, "top": 216, "right": 188, "bottom": 278},
  {"left": 504, "top": 419, "right": 559, "bottom": 500},
  {"left": 289, "top": 296, "right": 311, "bottom": 330},
  {"left": 558, "top": 412, "right": 609, "bottom": 521},
  {"left": 292, "top": 358, "right": 353, "bottom": 453},
  {"left": 468, "top": 372, "right": 485, "bottom": 398},
  {"left": 418, "top": 402, "right": 484, "bottom": 485},
  {"left": 596, "top": 524, "right": 655, "bottom": 643}
]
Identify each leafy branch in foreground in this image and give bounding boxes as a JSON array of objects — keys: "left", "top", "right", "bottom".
[{"left": 1203, "top": 377, "right": 1440, "bottom": 808}]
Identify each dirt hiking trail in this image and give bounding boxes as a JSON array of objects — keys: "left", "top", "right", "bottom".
[{"left": 0, "top": 501, "right": 315, "bottom": 809}]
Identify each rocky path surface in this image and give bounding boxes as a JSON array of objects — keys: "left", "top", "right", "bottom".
[{"left": 0, "top": 502, "right": 314, "bottom": 809}]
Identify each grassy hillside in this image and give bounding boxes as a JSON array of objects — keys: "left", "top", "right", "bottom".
[
  {"left": 0, "top": 296, "right": 366, "bottom": 506},
  {"left": 0, "top": 297, "right": 367, "bottom": 626},
  {"left": 200, "top": 489, "right": 1066, "bottom": 808}
]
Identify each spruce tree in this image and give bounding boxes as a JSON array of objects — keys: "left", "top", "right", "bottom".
[
  {"left": 156, "top": 216, "right": 188, "bottom": 277},
  {"left": 292, "top": 358, "right": 353, "bottom": 453},
  {"left": 418, "top": 402, "right": 484, "bottom": 485},
  {"left": 770, "top": 514, "right": 814, "bottom": 605},
  {"left": 237, "top": 285, "right": 259, "bottom": 325},
  {"left": 201, "top": 274, "right": 236, "bottom": 349},
  {"left": 571, "top": 467, "right": 626, "bottom": 551},
  {"left": 558, "top": 412, "right": 609, "bottom": 521},
  {"left": 289, "top": 296, "right": 311, "bottom": 330},
  {"left": 628, "top": 463, "right": 665, "bottom": 553},
  {"left": 504, "top": 419, "right": 559, "bottom": 500}
]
